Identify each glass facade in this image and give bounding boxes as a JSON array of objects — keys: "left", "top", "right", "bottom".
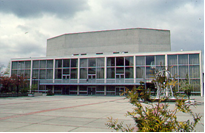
[
  {"left": 32, "top": 60, "right": 53, "bottom": 79},
  {"left": 107, "top": 56, "right": 133, "bottom": 79},
  {"left": 167, "top": 54, "right": 200, "bottom": 92},
  {"left": 11, "top": 52, "right": 202, "bottom": 95},
  {"left": 80, "top": 58, "right": 104, "bottom": 79},
  {"left": 11, "top": 61, "right": 31, "bottom": 78},
  {"left": 55, "top": 59, "right": 78, "bottom": 79},
  {"left": 136, "top": 55, "right": 165, "bottom": 79}
]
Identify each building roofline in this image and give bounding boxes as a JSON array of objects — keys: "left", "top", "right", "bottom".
[{"left": 47, "top": 27, "right": 170, "bottom": 40}]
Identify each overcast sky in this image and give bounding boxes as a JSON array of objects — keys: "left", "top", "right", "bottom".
[{"left": 0, "top": 0, "right": 204, "bottom": 70}]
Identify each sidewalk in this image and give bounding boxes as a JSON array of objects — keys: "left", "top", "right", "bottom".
[{"left": 0, "top": 96, "right": 203, "bottom": 132}]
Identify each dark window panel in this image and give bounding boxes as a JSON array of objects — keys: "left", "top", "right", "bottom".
[
  {"left": 71, "top": 59, "right": 78, "bottom": 67},
  {"left": 125, "top": 67, "right": 133, "bottom": 78},
  {"left": 116, "top": 57, "right": 124, "bottom": 66},
  {"left": 47, "top": 60, "right": 53, "bottom": 68},
  {"left": 125, "top": 56, "right": 133, "bottom": 66},
  {"left": 33, "top": 60, "right": 39, "bottom": 68},
  {"left": 55, "top": 69, "right": 62, "bottom": 79},
  {"left": 80, "top": 68, "right": 87, "bottom": 79},
  {"left": 107, "top": 57, "right": 115, "bottom": 66},
  {"left": 55, "top": 59, "right": 62, "bottom": 68},
  {"left": 63, "top": 59, "right": 70, "bottom": 67},
  {"left": 146, "top": 56, "right": 154, "bottom": 66},
  {"left": 47, "top": 69, "right": 53, "bottom": 79},
  {"left": 40, "top": 60, "right": 46, "bottom": 68},
  {"left": 88, "top": 58, "right": 96, "bottom": 67},
  {"left": 107, "top": 68, "right": 115, "bottom": 78},
  {"left": 71, "top": 69, "right": 77, "bottom": 79}
]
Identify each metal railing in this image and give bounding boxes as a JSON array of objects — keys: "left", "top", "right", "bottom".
[{"left": 39, "top": 78, "right": 147, "bottom": 85}]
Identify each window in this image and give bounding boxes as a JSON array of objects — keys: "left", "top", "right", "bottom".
[
  {"left": 33, "top": 60, "right": 39, "bottom": 68},
  {"left": 88, "top": 58, "right": 96, "bottom": 67},
  {"left": 168, "top": 55, "right": 177, "bottom": 65},
  {"left": 71, "top": 59, "right": 78, "bottom": 67},
  {"left": 146, "top": 56, "right": 154, "bottom": 66},
  {"left": 96, "top": 58, "right": 104, "bottom": 67},
  {"left": 96, "top": 53, "right": 103, "bottom": 55},
  {"left": 40, "top": 60, "right": 46, "bottom": 68},
  {"left": 113, "top": 52, "right": 120, "bottom": 54},
  {"left": 107, "top": 57, "right": 115, "bottom": 66},
  {"left": 80, "top": 59, "right": 87, "bottom": 67},
  {"left": 116, "top": 57, "right": 124, "bottom": 66},
  {"left": 63, "top": 59, "right": 70, "bottom": 67},
  {"left": 189, "top": 54, "right": 199, "bottom": 64},
  {"left": 81, "top": 53, "right": 87, "bottom": 55},
  {"left": 125, "top": 57, "right": 133, "bottom": 66},
  {"left": 55, "top": 59, "right": 62, "bottom": 68},
  {"left": 47, "top": 60, "right": 53, "bottom": 68},
  {"left": 178, "top": 54, "right": 188, "bottom": 64},
  {"left": 136, "top": 56, "right": 145, "bottom": 66}
]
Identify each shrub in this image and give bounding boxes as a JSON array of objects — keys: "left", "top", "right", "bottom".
[{"left": 106, "top": 86, "right": 201, "bottom": 132}]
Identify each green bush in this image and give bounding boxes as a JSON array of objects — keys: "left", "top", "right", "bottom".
[
  {"left": 20, "top": 88, "right": 29, "bottom": 93},
  {"left": 106, "top": 86, "right": 201, "bottom": 132}
]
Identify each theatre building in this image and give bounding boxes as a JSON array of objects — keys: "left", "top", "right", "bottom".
[{"left": 10, "top": 28, "right": 203, "bottom": 96}]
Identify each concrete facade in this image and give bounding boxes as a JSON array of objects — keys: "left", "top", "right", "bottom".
[{"left": 46, "top": 28, "right": 171, "bottom": 57}]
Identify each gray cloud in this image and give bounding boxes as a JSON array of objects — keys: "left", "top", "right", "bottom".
[
  {"left": 0, "top": 0, "right": 89, "bottom": 18},
  {"left": 0, "top": 0, "right": 203, "bottom": 71}
]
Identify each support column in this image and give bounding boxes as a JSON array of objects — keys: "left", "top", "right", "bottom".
[
  {"left": 133, "top": 55, "right": 136, "bottom": 83},
  {"left": 165, "top": 54, "right": 168, "bottom": 70},
  {"left": 78, "top": 58, "right": 80, "bottom": 83},
  {"left": 29, "top": 60, "right": 33, "bottom": 93},
  {"left": 53, "top": 59, "right": 55, "bottom": 83},
  {"left": 77, "top": 86, "right": 79, "bottom": 95},
  {"left": 52, "top": 85, "right": 54, "bottom": 93},
  {"left": 164, "top": 54, "right": 169, "bottom": 97},
  {"left": 104, "top": 85, "right": 106, "bottom": 96},
  {"left": 199, "top": 51, "right": 203, "bottom": 97},
  {"left": 104, "top": 57, "right": 107, "bottom": 83}
]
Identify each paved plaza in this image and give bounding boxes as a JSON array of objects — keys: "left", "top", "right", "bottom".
[{"left": 0, "top": 95, "right": 204, "bottom": 132}]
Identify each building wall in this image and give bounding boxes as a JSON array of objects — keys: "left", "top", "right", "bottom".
[
  {"left": 46, "top": 28, "right": 171, "bottom": 57},
  {"left": 11, "top": 51, "right": 202, "bottom": 96}
]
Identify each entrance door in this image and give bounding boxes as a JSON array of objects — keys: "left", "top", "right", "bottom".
[
  {"left": 87, "top": 74, "right": 96, "bottom": 83},
  {"left": 62, "top": 86, "right": 69, "bottom": 95},
  {"left": 116, "top": 74, "right": 124, "bottom": 83},
  {"left": 63, "top": 75, "right": 70, "bottom": 79},
  {"left": 115, "top": 87, "right": 125, "bottom": 96},
  {"left": 87, "top": 87, "right": 96, "bottom": 95}
]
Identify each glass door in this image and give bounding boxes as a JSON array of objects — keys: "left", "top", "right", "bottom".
[
  {"left": 87, "top": 74, "right": 96, "bottom": 83},
  {"left": 87, "top": 86, "right": 96, "bottom": 95},
  {"left": 63, "top": 74, "right": 70, "bottom": 79},
  {"left": 115, "top": 87, "right": 125, "bottom": 96},
  {"left": 62, "top": 86, "right": 69, "bottom": 95},
  {"left": 116, "top": 74, "right": 124, "bottom": 83}
]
